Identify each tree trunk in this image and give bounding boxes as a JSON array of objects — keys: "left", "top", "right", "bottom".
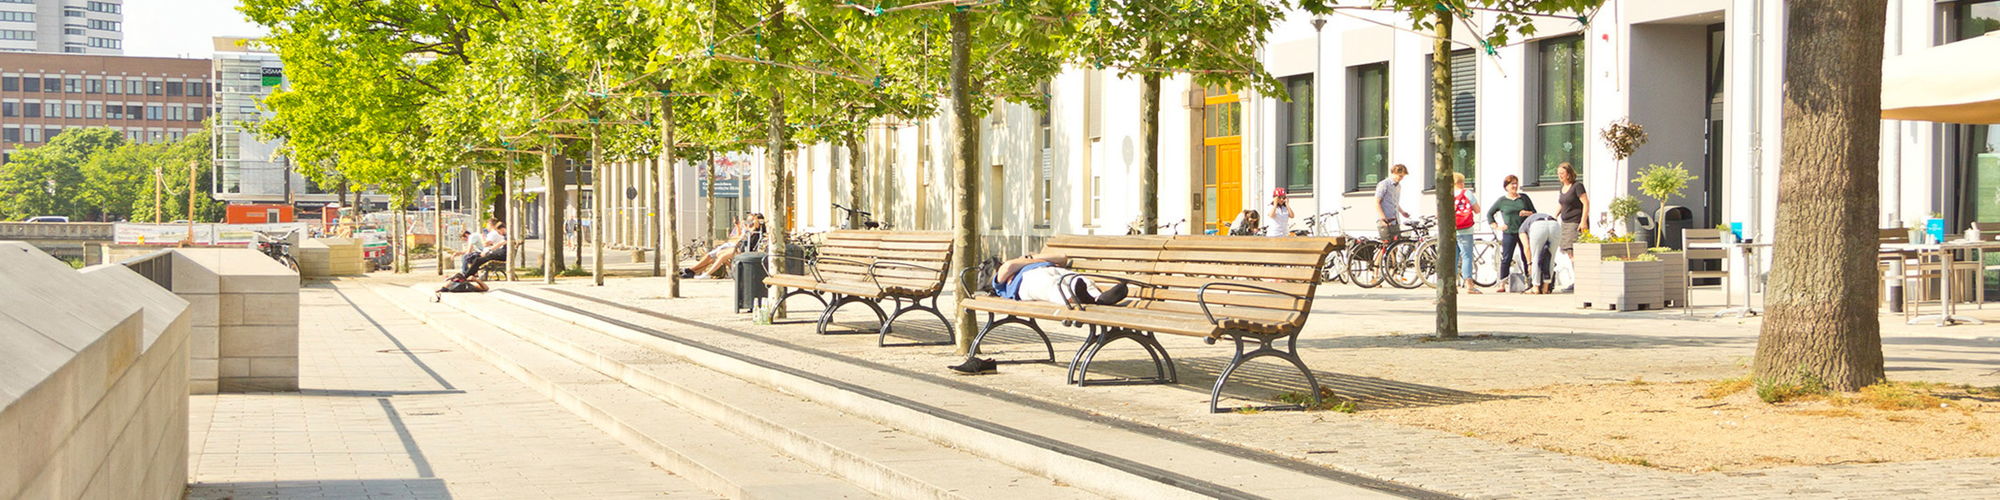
[
  {"left": 847, "top": 129, "right": 865, "bottom": 229},
  {"left": 1753, "top": 0, "right": 1886, "bottom": 392},
  {"left": 948, "top": 9, "right": 980, "bottom": 354},
  {"left": 716, "top": 147, "right": 724, "bottom": 241},
  {"left": 1431, "top": 17, "right": 1459, "bottom": 339},
  {"left": 591, "top": 128, "right": 606, "bottom": 286},
  {"left": 543, "top": 151, "right": 565, "bottom": 282},
  {"left": 1139, "top": 41, "right": 1161, "bottom": 235},
  {"left": 572, "top": 156, "right": 584, "bottom": 271},
  {"left": 759, "top": 1, "right": 792, "bottom": 323},
  {"left": 394, "top": 201, "right": 408, "bottom": 274},
  {"left": 660, "top": 81, "right": 681, "bottom": 298},
  {"left": 435, "top": 172, "right": 446, "bottom": 276}
]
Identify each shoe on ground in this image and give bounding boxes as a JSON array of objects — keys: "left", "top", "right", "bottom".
[
  {"left": 1095, "top": 283, "right": 1129, "bottom": 305},
  {"left": 678, "top": 268, "right": 695, "bottom": 279},
  {"left": 948, "top": 357, "right": 998, "bottom": 375}
]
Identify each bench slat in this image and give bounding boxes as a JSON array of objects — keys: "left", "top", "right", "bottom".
[
  {"left": 1156, "top": 250, "right": 1325, "bottom": 267},
  {"left": 1149, "top": 261, "right": 1320, "bottom": 281}
]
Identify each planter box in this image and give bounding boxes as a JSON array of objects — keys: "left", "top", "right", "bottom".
[
  {"left": 1578, "top": 259, "right": 1664, "bottom": 311},
  {"left": 1654, "top": 251, "right": 1687, "bottom": 307},
  {"left": 1572, "top": 242, "right": 1646, "bottom": 287}
]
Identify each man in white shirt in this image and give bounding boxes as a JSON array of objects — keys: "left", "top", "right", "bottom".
[{"left": 460, "top": 220, "right": 508, "bottom": 278}]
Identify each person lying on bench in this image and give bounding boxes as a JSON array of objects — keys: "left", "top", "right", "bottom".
[{"left": 990, "top": 252, "right": 1130, "bottom": 306}]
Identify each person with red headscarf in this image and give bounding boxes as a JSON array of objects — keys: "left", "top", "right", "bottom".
[{"left": 1266, "top": 187, "right": 1294, "bottom": 237}]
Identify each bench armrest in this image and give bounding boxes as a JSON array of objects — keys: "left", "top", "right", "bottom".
[
  {"left": 866, "top": 260, "right": 946, "bottom": 293},
  {"left": 1195, "top": 282, "right": 1309, "bottom": 327},
  {"left": 1057, "top": 273, "right": 1162, "bottom": 310},
  {"left": 766, "top": 254, "right": 824, "bottom": 282}
]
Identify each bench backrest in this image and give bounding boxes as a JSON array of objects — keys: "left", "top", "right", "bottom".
[
  {"left": 1683, "top": 229, "right": 1724, "bottom": 260},
  {"left": 868, "top": 232, "right": 955, "bottom": 290},
  {"left": 1038, "top": 235, "right": 1334, "bottom": 333},
  {"left": 809, "top": 230, "right": 888, "bottom": 282}
]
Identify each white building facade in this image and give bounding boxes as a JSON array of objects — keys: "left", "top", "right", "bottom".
[
  {"left": 760, "top": 0, "right": 1998, "bottom": 262},
  {"left": 0, "top": 0, "right": 123, "bottom": 55}
]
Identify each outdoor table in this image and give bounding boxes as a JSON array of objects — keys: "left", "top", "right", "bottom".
[
  {"left": 1687, "top": 241, "right": 1772, "bottom": 318},
  {"left": 1881, "top": 238, "right": 2000, "bottom": 326}
]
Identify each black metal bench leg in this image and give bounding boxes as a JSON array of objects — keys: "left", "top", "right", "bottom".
[
  {"left": 815, "top": 294, "right": 887, "bottom": 335},
  {"left": 1065, "top": 326, "right": 1101, "bottom": 385},
  {"left": 771, "top": 289, "right": 828, "bottom": 324},
  {"left": 970, "top": 314, "right": 1055, "bottom": 364},
  {"left": 879, "top": 296, "right": 954, "bottom": 347},
  {"left": 1074, "top": 328, "right": 1176, "bottom": 386},
  {"left": 1209, "top": 334, "right": 1323, "bottom": 414}
]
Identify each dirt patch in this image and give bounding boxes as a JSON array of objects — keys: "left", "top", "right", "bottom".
[{"left": 1365, "top": 380, "right": 2000, "bottom": 472}]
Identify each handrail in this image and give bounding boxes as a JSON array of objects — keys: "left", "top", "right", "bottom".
[{"left": 118, "top": 248, "right": 177, "bottom": 290}]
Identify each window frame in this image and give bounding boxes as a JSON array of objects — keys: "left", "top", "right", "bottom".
[
  {"left": 1531, "top": 34, "right": 1587, "bottom": 186},
  {"left": 1276, "top": 74, "right": 1315, "bottom": 194},
  {"left": 1349, "top": 62, "right": 1390, "bottom": 192}
]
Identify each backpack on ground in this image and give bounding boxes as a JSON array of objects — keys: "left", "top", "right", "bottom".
[
  {"left": 973, "top": 257, "right": 1002, "bottom": 294},
  {"left": 433, "top": 275, "right": 489, "bottom": 302}
]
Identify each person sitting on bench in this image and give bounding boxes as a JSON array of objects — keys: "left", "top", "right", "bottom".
[
  {"left": 460, "top": 220, "right": 508, "bottom": 278},
  {"left": 990, "top": 252, "right": 1130, "bottom": 307}
]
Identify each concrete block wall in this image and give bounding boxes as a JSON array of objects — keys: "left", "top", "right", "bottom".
[
  {"left": 0, "top": 242, "right": 191, "bottom": 500},
  {"left": 297, "top": 237, "right": 366, "bottom": 278},
  {"left": 171, "top": 248, "right": 301, "bottom": 394}
]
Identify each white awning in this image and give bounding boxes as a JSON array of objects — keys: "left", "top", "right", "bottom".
[{"left": 1882, "top": 32, "right": 2000, "bottom": 124}]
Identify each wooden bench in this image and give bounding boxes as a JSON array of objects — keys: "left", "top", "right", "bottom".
[
  {"left": 763, "top": 230, "right": 956, "bottom": 347},
  {"left": 959, "top": 234, "right": 1340, "bottom": 413}
]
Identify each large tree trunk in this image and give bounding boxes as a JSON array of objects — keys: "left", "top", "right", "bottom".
[
  {"left": 847, "top": 129, "right": 865, "bottom": 229},
  {"left": 543, "top": 152, "right": 565, "bottom": 282},
  {"left": 1139, "top": 41, "right": 1161, "bottom": 235},
  {"left": 435, "top": 172, "right": 446, "bottom": 276},
  {"left": 1431, "top": 17, "right": 1459, "bottom": 339},
  {"left": 948, "top": 9, "right": 980, "bottom": 354},
  {"left": 660, "top": 81, "right": 681, "bottom": 298},
  {"left": 591, "top": 128, "right": 606, "bottom": 286},
  {"left": 706, "top": 149, "right": 717, "bottom": 240},
  {"left": 1754, "top": 0, "right": 1887, "bottom": 392},
  {"left": 572, "top": 155, "right": 584, "bottom": 271},
  {"left": 759, "top": 1, "right": 792, "bottom": 323}
]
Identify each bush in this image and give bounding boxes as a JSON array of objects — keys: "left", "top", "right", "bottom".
[{"left": 1755, "top": 369, "right": 1828, "bottom": 403}]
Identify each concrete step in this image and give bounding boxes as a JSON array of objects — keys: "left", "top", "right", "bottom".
[
  {"left": 489, "top": 286, "right": 1422, "bottom": 500},
  {"left": 431, "top": 286, "right": 1098, "bottom": 500},
  {"left": 371, "top": 285, "right": 880, "bottom": 500}
]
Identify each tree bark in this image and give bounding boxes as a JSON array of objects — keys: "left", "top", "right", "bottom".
[
  {"left": 948, "top": 9, "right": 981, "bottom": 354},
  {"left": 706, "top": 148, "right": 717, "bottom": 241},
  {"left": 660, "top": 81, "right": 681, "bottom": 298},
  {"left": 759, "top": 0, "right": 792, "bottom": 323},
  {"left": 435, "top": 172, "right": 446, "bottom": 276},
  {"left": 1431, "top": 17, "right": 1459, "bottom": 339},
  {"left": 1754, "top": 0, "right": 1886, "bottom": 392},
  {"left": 847, "top": 129, "right": 865, "bottom": 229},
  {"left": 591, "top": 127, "right": 606, "bottom": 286},
  {"left": 543, "top": 151, "right": 565, "bottom": 281},
  {"left": 1139, "top": 40, "right": 1161, "bottom": 235}
]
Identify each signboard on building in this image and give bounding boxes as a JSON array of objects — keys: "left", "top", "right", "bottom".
[
  {"left": 260, "top": 67, "right": 283, "bottom": 87},
  {"left": 698, "top": 178, "right": 743, "bottom": 198}
]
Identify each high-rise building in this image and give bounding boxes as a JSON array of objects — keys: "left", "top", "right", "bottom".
[
  {"left": 0, "top": 51, "right": 208, "bottom": 162},
  {"left": 210, "top": 36, "right": 312, "bottom": 204},
  {"left": 0, "top": 0, "right": 124, "bottom": 55}
]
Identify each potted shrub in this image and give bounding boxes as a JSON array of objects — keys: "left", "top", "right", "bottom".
[
  {"left": 1583, "top": 253, "right": 1665, "bottom": 311},
  {"left": 1607, "top": 196, "right": 1641, "bottom": 238},
  {"left": 1632, "top": 161, "right": 1698, "bottom": 247}
]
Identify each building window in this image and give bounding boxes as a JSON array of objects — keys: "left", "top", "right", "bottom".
[
  {"left": 66, "top": 102, "right": 79, "bottom": 118},
  {"left": 63, "top": 28, "right": 82, "bottom": 36},
  {"left": 42, "top": 102, "right": 56, "bottom": 118},
  {"left": 166, "top": 81, "right": 183, "bottom": 96},
  {"left": 63, "top": 9, "right": 83, "bottom": 18},
  {"left": 23, "top": 126, "right": 38, "bottom": 143},
  {"left": 87, "top": 19, "right": 118, "bottom": 32},
  {"left": 2, "top": 127, "right": 17, "bottom": 143},
  {"left": 1428, "top": 49, "right": 1479, "bottom": 187},
  {"left": 86, "top": 103, "right": 100, "bottom": 118},
  {"left": 1277, "top": 74, "right": 1314, "bottom": 193},
  {"left": 1534, "top": 34, "right": 1586, "bottom": 184},
  {"left": 988, "top": 163, "right": 1005, "bottom": 230},
  {"left": 1350, "top": 62, "right": 1390, "bottom": 190},
  {"left": 45, "top": 127, "right": 59, "bottom": 141},
  {"left": 1, "top": 102, "right": 13, "bottom": 117},
  {"left": 21, "top": 102, "right": 37, "bottom": 118},
  {"left": 86, "top": 79, "right": 99, "bottom": 94},
  {"left": 20, "top": 77, "right": 36, "bottom": 92},
  {"left": 1952, "top": 0, "right": 2000, "bottom": 235},
  {"left": 88, "top": 1, "right": 119, "bottom": 14},
  {"left": 1036, "top": 82, "right": 1052, "bottom": 227},
  {"left": 106, "top": 79, "right": 120, "bottom": 94},
  {"left": 0, "top": 11, "right": 30, "bottom": 23},
  {"left": 0, "top": 77, "right": 13, "bottom": 92},
  {"left": 0, "top": 29, "right": 31, "bottom": 40},
  {"left": 145, "top": 104, "right": 161, "bottom": 120},
  {"left": 40, "top": 77, "right": 55, "bottom": 93},
  {"left": 64, "top": 78, "right": 79, "bottom": 93},
  {"left": 89, "top": 37, "right": 120, "bottom": 50}
]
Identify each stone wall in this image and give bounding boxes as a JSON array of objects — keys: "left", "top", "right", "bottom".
[
  {"left": 298, "top": 237, "right": 366, "bottom": 278},
  {"left": 0, "top": 242, "right": 191, "bottom": 500},
  {"left": 169, "top": 248, "right": 301, "bottom": 394}
]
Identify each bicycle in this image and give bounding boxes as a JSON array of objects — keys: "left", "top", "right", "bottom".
[
  {"left": 1125, "top": 217, "right": 1187, "bottom": 235},
  {"left": 1381, "top": 216, "right": 1437, "bottom": 289},
  {"left": 676, "top": 237, "right": 712, "bottom": 263},
  {"left": 1293, "top": 210, "right": 1349, "bottom": 284},
  {"left": 252, "top": 229, "right": 300, "bottom": 273},
  {"left": 832, "top": 203, "right": 887, "bottom": 230}
]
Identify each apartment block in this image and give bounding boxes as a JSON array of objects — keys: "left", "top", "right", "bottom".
[
  {"left": 0, "top": 0, "right": 123, "bottom": 55},
  {"left": 0, "top": 51, "right": 209, "bottom": 161}
]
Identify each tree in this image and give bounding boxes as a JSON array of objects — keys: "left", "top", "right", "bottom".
[
  {"left": 1326, "top": 1, "right": 1602, "bottom": 339},
  {"left": 1076, "top": 0, "right": 1285, "bottom": 234},
  {"left": 1754, "top": 0, "right": 1887, "bottom": 392},
  {"left": 0, "top": 128, "right": 125, "bottom": 220}
]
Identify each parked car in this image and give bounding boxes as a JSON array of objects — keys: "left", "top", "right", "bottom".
[{"left": 24, "top": 216, "right": 69, "bottom": 223}]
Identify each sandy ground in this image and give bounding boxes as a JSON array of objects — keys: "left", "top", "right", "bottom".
[{"left": 1367, "top": 380, "right": 2000, "bottom": 472}]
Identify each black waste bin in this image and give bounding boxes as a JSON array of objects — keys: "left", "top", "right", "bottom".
[
  {"left": 732, "top": 252, "right": 768, "bottom": 313},
  {"left": 1658, "top": 206, "right": 1694, "bottom": 251}
]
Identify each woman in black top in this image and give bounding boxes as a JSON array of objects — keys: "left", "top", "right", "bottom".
[{"left": 1556, "top": 163, "right": 1589, "bottom": 256}]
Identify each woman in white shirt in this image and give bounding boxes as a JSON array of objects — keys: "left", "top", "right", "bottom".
[{"left": 1265, "top": 188, "right": 1294, "bottom": 237}]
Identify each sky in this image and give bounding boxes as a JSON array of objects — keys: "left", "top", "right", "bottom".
[{"left": 124, "top": 0, "right": 268, "bottom": 59}]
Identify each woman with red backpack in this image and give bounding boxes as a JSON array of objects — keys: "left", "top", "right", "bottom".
[{"left": 1451, "top": 172, "right": 1483, "bottom": 293}]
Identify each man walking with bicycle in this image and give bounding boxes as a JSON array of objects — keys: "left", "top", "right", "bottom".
[{"left": 1375, "top": 164, "right": 1412, "bottom": 241}]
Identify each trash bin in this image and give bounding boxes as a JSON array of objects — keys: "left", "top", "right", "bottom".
[
  {"left": 732, "top": 252, "right": 768, "bottom": 313},
  {"left": 1658, "top": 206, "right": 1694, "bottom": 251}
]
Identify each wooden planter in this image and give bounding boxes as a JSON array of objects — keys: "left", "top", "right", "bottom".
[
  {"left": 1654, "top": 251, "right": 1687, "bottom": 307},
  {"left": 1578, "top": 257, "right": 1664, "bottom": 311},
  {"left": 1572, "top": 242, "right": 1645, "bottom": 287}
]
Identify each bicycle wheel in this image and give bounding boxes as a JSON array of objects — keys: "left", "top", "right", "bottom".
[
  {"left": 1414, "top": 240, "right": 1441, "bottom": 289},
  {"left": 1383, "top": 240, "right": 1423, "bottom": 289},
  {"left": 1344, "top": 241, "right": 1384, "bottom": 289},
  {"left": 1321, "top": 247, "right": 1349, "bottom": 284},
  {"left": 279, "top": 254, "right": 300, "bottom": 273},
  {"left": 1471, "top": 240, "right": 1500, "bottom": 288}
]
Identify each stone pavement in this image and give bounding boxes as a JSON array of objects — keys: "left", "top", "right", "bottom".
[
  {"left": 518, "top": 276, "right": 2000, "bottom": 499},
  {"left": 185, "top": 278, "right": 714, "bottom": 499}
]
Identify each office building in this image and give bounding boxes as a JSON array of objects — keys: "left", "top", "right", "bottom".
[
  {"left": 0, "top": 0, "right": 124, "bottom": 55},
  {"left": 0, "top": 51, "right": 209, "bottom": 161}
]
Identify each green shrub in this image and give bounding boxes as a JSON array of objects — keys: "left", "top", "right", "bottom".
[{"left": 1756, "top": 369, "right": 1827, "bottom": 403}]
